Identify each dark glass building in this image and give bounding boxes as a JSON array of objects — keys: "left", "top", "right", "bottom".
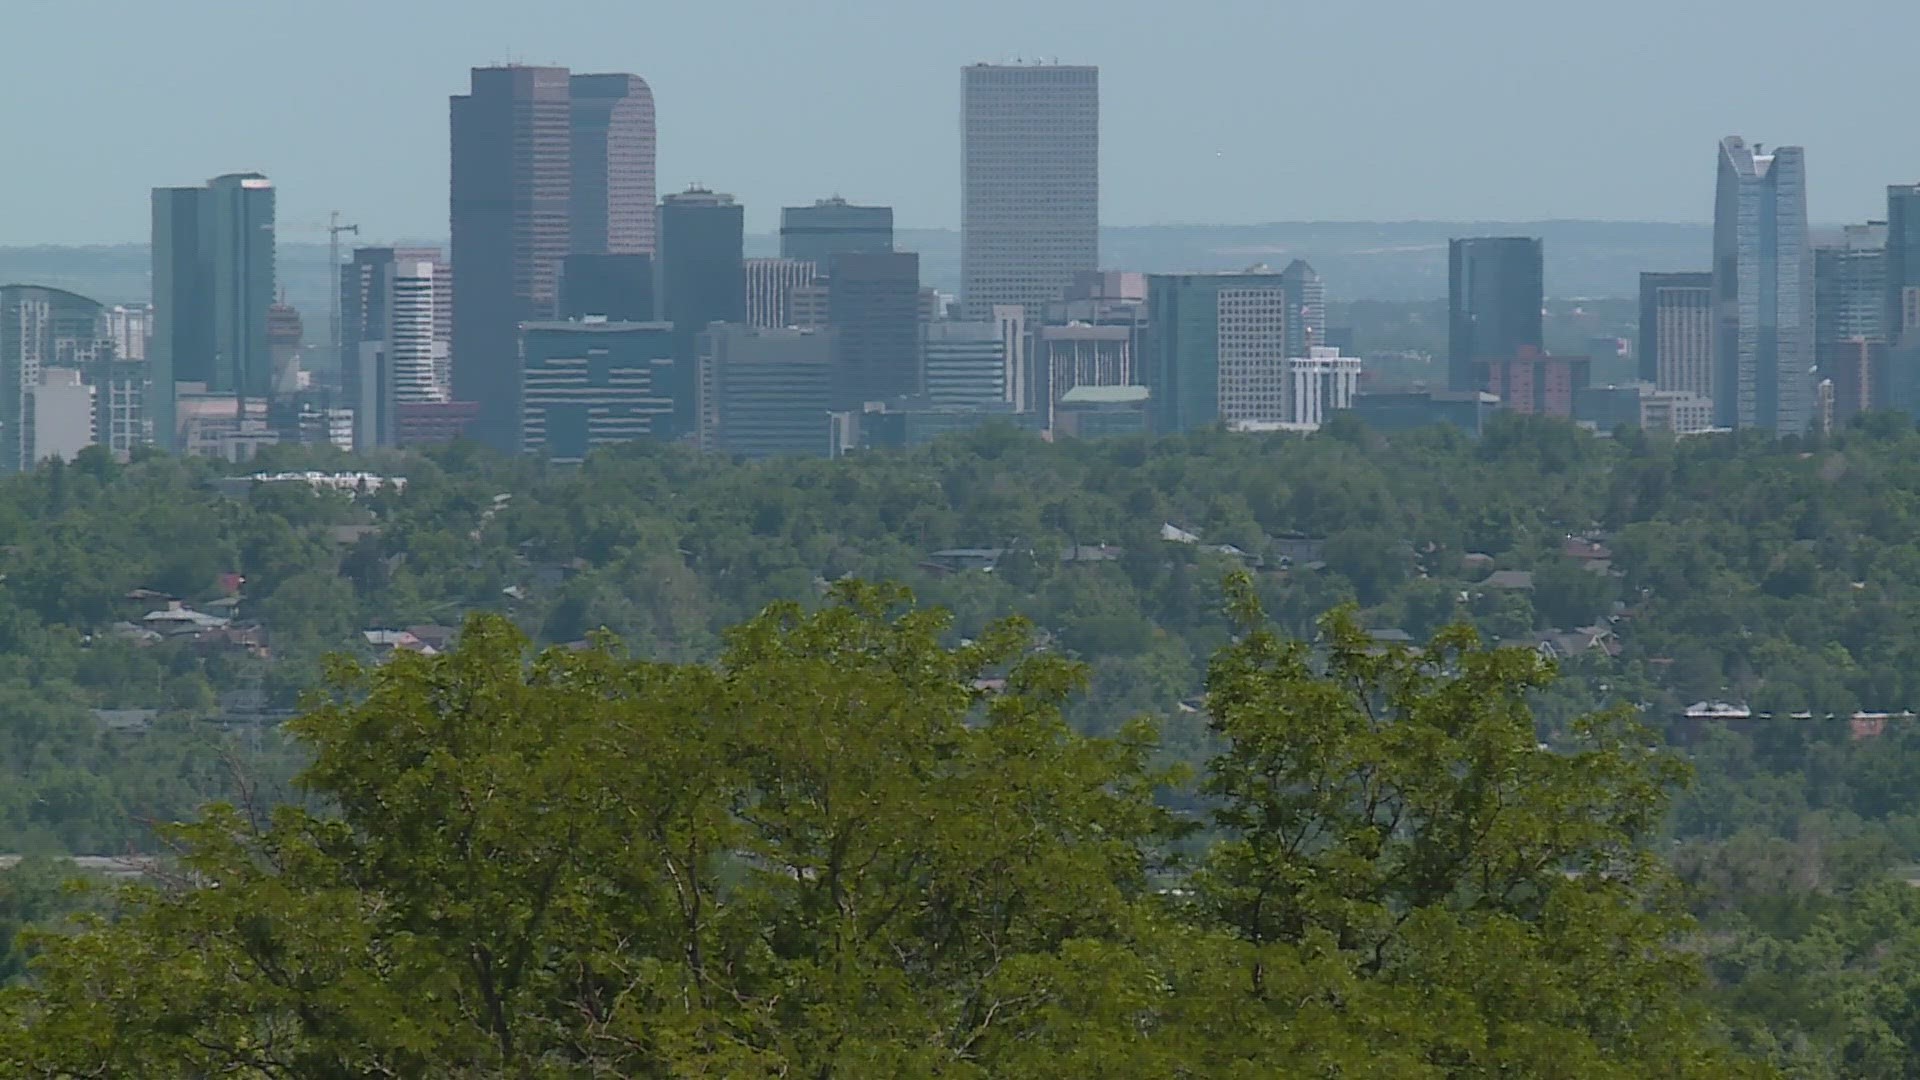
[
  {"left": 827, "top": 252, "right": 921, "bottom": 407},
  {"left": 560, "top": 254, "right": 654, "bottom": 322},
  {"left": 1447, "top": 237, "right": 1543, "bottom": 393},
  {"left": 658, "top": 188, "right": 746, "bottom": 330},
  {"left": 569, "top": 74, "right": 657, "bottom": 257},
  {"left": 149, "top": 186, "right": 206, "bottom": 448},
  {"left": 204, "top": 174, "right": 277, "bottom": 405},
  {"left": 450, "top": 65, "right": 573, "bottom": 451},
  {"left": 1888, "top": 185, "right": 1920, "bottom": 347},
  {"left": 149, "top": 174, "right": 276, "bottom": 444},
  {"left": 1814, "top": 224, "right": 1886, "bottom": 347},
  {"left": 1144, "top": 270, "right": 1290, "bottom": 434},
  {"left": 779, "top": 198, "right": 893, "bottom": 266},
  {"left": 658, "top": 188, "right": 745, "bottom": 434},
  {"left": 520, "top": 320, "right": 676, "bottom": 461},
  {"left": 698, "top": 325, "right": 836, "bottom": 459}
]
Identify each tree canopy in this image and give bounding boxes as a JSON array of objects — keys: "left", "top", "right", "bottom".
[{"left": 0, "top": 583, "right": 1756, "bottom": 1077}]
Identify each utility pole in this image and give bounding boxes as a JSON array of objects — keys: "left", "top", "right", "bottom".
[{"left": 327, "top": 211, "right": 360, "bottom": 379}]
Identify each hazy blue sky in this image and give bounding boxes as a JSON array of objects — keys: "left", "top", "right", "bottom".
[{"left": 7, "top": 0, "right": 1917, "bottom": 244}]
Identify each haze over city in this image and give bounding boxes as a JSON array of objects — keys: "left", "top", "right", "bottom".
[{"left": 7, "top": 0, "right": 1918, "bottom": 243}]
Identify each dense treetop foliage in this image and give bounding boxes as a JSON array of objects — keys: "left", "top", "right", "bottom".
[
  {"left": 0, "top": 588, "right": 1753, "bottom": 1077},
  {"left": 7, "top": 417, "right": 1920, "bottom": 1071}
]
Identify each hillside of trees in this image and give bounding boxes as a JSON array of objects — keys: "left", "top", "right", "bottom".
[{"left": 7, "top": 416, "right": 1920, "bottom": 1071}]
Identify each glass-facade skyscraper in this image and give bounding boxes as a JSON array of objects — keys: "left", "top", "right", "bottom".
[
  {"left": 204, "top": 173, "right": 277, "bottom": 404},
  {"left": 1145, "top": 270, "right": 1292, "bottom": 434},
  {"left": 1712, "top": 136, "right": 1813, "bottom": 432},
  {"left": 779, "top": 198, "right": 893, "bottom": 267},
  {"left": 1814, "top": 223, "right": 1886, "bottom": 346},
  {"left": 1447, "top": 237, "right": 1543, "bottom": 393},
  {"left": 149, "top": 173, "right": 276, "bottom": 448},
  {"left": 1887, "top": 185, "right": 1920, "bottom": 347}
]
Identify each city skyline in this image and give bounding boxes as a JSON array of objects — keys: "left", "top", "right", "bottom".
[{"left": 6, "top": 0, "right": 1919, "bottom": 245}]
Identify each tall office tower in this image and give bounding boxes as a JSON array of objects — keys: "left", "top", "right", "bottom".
[
  {"left": 560, "top": 254, "right": 654, "bottom": 321},
  {"left": 697, "top": 324, "right": 836, "bottom": 458},
  {"left": 744, "top": 257, "right": 820, "bottom": 328},
  {"left": 1888, "top": 185, "right": 1920, "bottom": 345},
  {"left": 520, "top": 320, "right": 676, "bottom": 460},
  {"left": 922, "top": 322, "right": 1008, "bottom": 408},
  {"left": 1884, "top": 186, "right": 1920, "bottom": 414},
  {"left": 1815, "top": 223, "right": 1887, "bottom": 346},
  {"left": 0, "top": 285, "right": 103, "bottom": 472},
  {"left": 451, "top": 65, "right": 572, "bottom": 450},
  {"left": 828, "top": 252, "right": 921, "bottom": 407},
  {"left": 1713, "top": 136, "right": 1813, "bottom": 432},
  {"left": 779, "top": 198, "right": 893, "bottom": 266},
  {"left": 1279, "top": 259, "right": 1326, "bottom": 358},
  {"left": 386, "top": 261, "right": 446, "bottom": 409},
  {"left": 150, "top": 174, "right": 276, "bottom": 431},
  {"left": 1146, "top": 270, "right": 1291, "bottom": 433},
  {"left": 150, "top": 186, "right": 205, "bottom": 448},
  {"left": 568, "top": 73, "right": 656, "bottom": 256},
  {"left": 1447, "top": 237, "right": 1543, "bottom": 393},
  {"left": 204, "top": 173, "right": 277, "bottom": 404},
  {"left": 960, "top": 62, "right": 1099, "bottom": 320},
  {"left": 103, "top": 304, "right": 151, "bottom": 361},
  {"left": 342, "top": 247, "right": 453, "bottom": 448},
  {"left": 658, "top": 188, "right": 746, "bottom": 332},
  {"left": 1637, "top": 272, "right": 1713, "bottom": 398},
  {"left": 659, "top": 188, "right": 746, "bottom": 434}
]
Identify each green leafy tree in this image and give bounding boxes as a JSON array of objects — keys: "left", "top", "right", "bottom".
[
  {"left": 1185, "top": 577, "right": 1759, "bottom": 1076},
  {"left": 0, "top": 590, "right": 1174, "bottom": 1077}
]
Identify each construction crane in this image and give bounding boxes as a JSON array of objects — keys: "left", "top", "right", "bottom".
[{"left": 327, "top": 212, "right": 359, "bottom": 374}]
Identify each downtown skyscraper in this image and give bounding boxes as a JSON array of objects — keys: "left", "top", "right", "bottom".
[
  {"left": 341, "top": 247, "right": 452, "bottom": 449},
  {"left": 779, "top": 198, "right": 892, "bottom": 267},
  {"left": 1447, "top": 237, "right": 1543, "bottom": 393},
  {"left": 1712, "top": 136, "right": 1813, "bottom": 432},
  {"left": 568, "top": 73, "right": 657, "bottom": 257},
  {"left": 150, "top": 172, "right": 277, "bottom": 449},
  {"left": 1888, "top": 185, "right": 1920, "bottom": 347},
  {"left": 450, "top": 65, "right": 658, "bottom": 451},
  {"left": 960, "top": 63, "right": 1098, "bottom": 320},
  {"left": 450, "top": 66, "right": 572, "bottom": 451}
]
